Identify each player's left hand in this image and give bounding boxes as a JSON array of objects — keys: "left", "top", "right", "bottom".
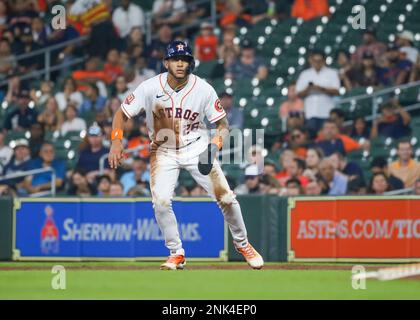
[{"left": 198, "top": 143, "right": 218, "bottom": 175}]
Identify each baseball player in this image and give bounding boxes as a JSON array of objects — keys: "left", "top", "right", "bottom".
[{"left": 108, "top": 40, "right": 263, "bottom": 270}]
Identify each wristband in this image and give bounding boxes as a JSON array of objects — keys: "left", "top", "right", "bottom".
[
  {"left": 111, "top": 128, "right": 123, "bottom": 141},
  {"left": 211, "top": 136, "right": 223, "bottom": 150}
]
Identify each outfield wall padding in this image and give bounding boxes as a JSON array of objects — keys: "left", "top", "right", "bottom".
[
  {"left": 227, "top": 196, "right": 288, "bottom": 262},
  {"left": 0, "top": 197, "right": 13, "bottom": 260}
]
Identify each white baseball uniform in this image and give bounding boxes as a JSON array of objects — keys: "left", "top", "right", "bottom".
[{"left": 120, "top": 72, "right": 248, "bottom": 253}]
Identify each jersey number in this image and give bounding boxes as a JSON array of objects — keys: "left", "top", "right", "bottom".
[{"left": 183, "top": 122, "right": 199, "bottom": 135}]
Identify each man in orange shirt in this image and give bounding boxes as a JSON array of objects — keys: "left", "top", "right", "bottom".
[
  {"left": 389, "top": 140, "right": 420, "bottom": 188},
  {"left": 194, "top": 22, "right": 218, "bottom": 61}
]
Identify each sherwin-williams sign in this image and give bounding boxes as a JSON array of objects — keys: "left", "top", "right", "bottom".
[
  {"left": 14, "top": 198, "right": 225, "bottom": 259},
  {"left": 289, "top": 197, "right": 420, "bottom": 261}
]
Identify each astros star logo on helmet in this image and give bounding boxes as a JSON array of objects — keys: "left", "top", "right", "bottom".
[{"left": 177, "top": 44, "right": 184, "bottom": 51}]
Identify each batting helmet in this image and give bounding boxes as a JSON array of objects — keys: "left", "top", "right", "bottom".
[{"left": 164, "top": 40, "right": 195, "bottom": 73}]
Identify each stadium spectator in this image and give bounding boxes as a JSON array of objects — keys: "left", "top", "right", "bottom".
[
  {"left": 257, "top": 174, "right": 280, "bottom": 195},
  {"left": 104, "top": 96, "right": 122, "bottom": 119},
  {"left": 112, "top": 0, "right": 145, "bottom": 39},
  {"left": 218, "top": 27, "right": 240, "bottom": 62},
  {"left": 37, "top": 97, "right": 64, "bottom": 132},
  {"left": 219, "top": 91, "right": 243, "bottom": 129},
  {"left": 368, "top": 172, "right": 392, "bottom": 195},
  {"left": 276, "top": 157, "right": 309, "bottom": 188},
  {"left": 219, "top": 0, "right": 253, "bottom": 29},
  {"left": 296, "top": 49, "right": 340, "bottom": 134},
  {"left": 120, "top": 156, "right": 150, "bottom": 195},
  {"left": 263, "top": 162, "right": 278, "bottom": 178},
  {"left": 194, "top": 22, "right": 218, "bottom": 61},
  {"left": 336, "top": 49, "right": 352, "bottom": 87},
  {"left": 3, "top": 89, "right": 38, "bottom": 132},
  {"left": 2, "top": 138, "right": 32, "bottom": 192},
  {"left": 352, "top": 28, "right": 387, "bottom": 65},
  {"left": 126, "top": 56, "right": 156, "bottom": 90},
  {"left": 8, "top": 0, "right": 38, "bottom": 32},
  {"left": 389, "top": 140, "right": 420, "bottom": 188},
  {"left": 287, "top": 127, "right": 312, "bottom": 159},
  {"left": 96, "top": 174, "right": 111, "bottom": 197},
  {"left": 46, "top": 25, "right": 80, "bottom": 72},
  {"left": 0, "top": 130, "right": 12, "bottom": 169},
  {"left": 409, "top": 55, "right": 420, "bottom": 82},
  {"left": 316, "top": 120, "right": 346, "bottom": 156},
  {"left": 316, "top": 120, "right": 362, "bottom": 156},
  {"left": 282, "top": 178, "right": 303, "bottom": 196},
  {"left": 54, "top": 77, "right": 83, "bottom": 112},
  {"left": 145, "top": 24, "right": 173, "bottom": 73},
  {"left": 0, "top": 0, "right": 8, "bottom": 34},
  {"left": 103, "top": 49, "right": 124, "bottom": 83},
  {"left": 318, "top": 158, "right": 347, "bottom": 195},
  {"left": 0, "top": 38, "right": 15, "bottom": 80},
  {"left": 225, "top": 39, "right": 268, "bottom": 80},
  {"left": 380, "top": 44, "right": 412, "bottom": 86},
  {"left": 23, "top": 142, "right": 65, "bottom": 195},
  {"left": 60, "top": 103, "right": 87, "bottom": 136},
  {"left": 291, "top": 0, "right": 329, "bottom": 21},
  {"left": 112, "top": 75, "right": 130, "bottom": 102},
  {"left": 234, "top": 165, "right": 261, "bottom": 195},
  {"left": 28, "top": 122, "right": 45, "bottom": 159},
  {"left": 371, "top": 100, "right": 411, "bottom": 140},
  {"left": 109, "top": 181, "right": 125, "bottom": 196},
  {"left": 329, "top": 108, "right": 348, "bottom": 135},
  {"left": 188, "top": 183, "right": 208, "bottom": 196},
  {"left": 278, "top": 83, "right": 304, "bottom": 123},
  {"left": 370, "top": 156, "right": 404, "bottom": 191},
  {"left": 152, "top": 0, "right": 187, "bottom": 28},
  {"left": 30, "top": 80, "right": 53, "bottom": 108},
  {"left": 14, "top": 25, "right": 42, "bottom": 74},
  {"left": 75, "top": 124, "right": 111, "bottom": 183},
  {"left": 414, "top": 178, "right": 420, "bottom": 195},
  {"left": 344, "top": 51, "right": 382, "bottom": 90},
  {"left": 303, "top": 147, "right": 324, "bottom": 181},
  {"left": 396, "top": 31, "right": 418, "bottom": 64},
  {"left": 346, "top": 176, "right": 367, "bottom": 195},
  {"left": 329, "top": 152, "right": 365, "bottom": 183},
  {"left": 127, "top": 183, "right": 151, "bottom": 196},
  {"left": 350, "top": 116, "right": 371, "bottom": 140},
  {"left": 72, "top": 56, "right": 112, "bottom": 91},
  {"left": 31, "top": 16, "right": 50, "bottom": 47},
  {"left": 126, "top": 26, "right": 144, "bottom": 54},
  {"left": 80, "top": 83, "right": 107, "bottom": 114},
  {"left": 304, "top": 177, "right": 323, "bottom": 195},
  {"left": 67, "top": 169, "right": 97, "bottom": 196}
]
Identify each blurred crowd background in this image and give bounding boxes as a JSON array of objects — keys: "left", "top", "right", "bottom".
[{"left": 0, "top": 0, "right": 420, "bottom": 198}]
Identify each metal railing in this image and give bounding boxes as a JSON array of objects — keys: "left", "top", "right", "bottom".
[
  {"left": 337, "top": 80, "right": 420, "bottom": 122},
  {"left": 0, "top": 167, "right": 57, "bottom": 196},
  {"left": 384, "top": 188, "right": 414, "bottom": 196},
  {"left": 0, "top": 35, "right": 88, "bottom": 87},
  {"left": 145, "top": 0, "right": 219, "bottom": 45}
]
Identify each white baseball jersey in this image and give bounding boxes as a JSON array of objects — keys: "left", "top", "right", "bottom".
[{"left": 120, "top": 72, "right": 226, "bottom": 155}]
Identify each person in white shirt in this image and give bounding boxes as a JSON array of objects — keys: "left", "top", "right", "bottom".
[
  {"left": 396, "top": 30, "right": 418, "bottom": 64},
  {"left": 55, "top": 77, "right": 83, "bottom": 112},
  {"left": 112, "top": 0, "right": 145, "bottom": 39},
  {"left": 296, "top": 49, "right": 340, "bottom": 136},
  {"left": 152, "top": 0, "right": 186, "bottom": 27},
  {"left": 0, "top": 131, "right": 13, "bottom": 169},
  {"left": 60, "top": 103, "right": 87, "bottom": 136}
]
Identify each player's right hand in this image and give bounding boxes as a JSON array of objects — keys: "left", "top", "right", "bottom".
[{"left": 108, "top": 140, "right": 124, "bottom": 169}]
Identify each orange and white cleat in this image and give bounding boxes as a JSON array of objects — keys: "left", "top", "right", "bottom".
[
  {"left": 234, "top": 241, "right": 264, "bottom": 270},
  {"left": 160, "top": 249, "right": 186, "bottom": 270}
]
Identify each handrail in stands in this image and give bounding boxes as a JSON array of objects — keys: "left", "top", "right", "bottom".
[{"left": 0, "top": 167, "right": 57, "bottom": 196}]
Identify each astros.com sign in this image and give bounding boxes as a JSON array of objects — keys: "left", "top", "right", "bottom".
[{"left": 15, "top": 199, "right": 224, "bottom": 259}]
